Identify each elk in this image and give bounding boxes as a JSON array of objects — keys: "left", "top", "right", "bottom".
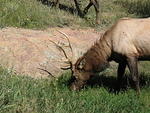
[
  {"left": 41, "top": 0, "right": 100, "bottom": 24},
  {"left": 52, "top": 18, "right": 150, "bottom": 94}
]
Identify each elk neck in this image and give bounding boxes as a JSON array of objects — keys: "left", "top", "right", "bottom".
[{"left": 82, "top": 30, "right": 112, "bottom": 72}]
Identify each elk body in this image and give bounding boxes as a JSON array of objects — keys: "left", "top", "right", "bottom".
[
  {"left": 68, "top": 18, "right": 150, "bottom": 93},
  {"left": 41, "top": 0, "right": 100, "bottom": 24}
]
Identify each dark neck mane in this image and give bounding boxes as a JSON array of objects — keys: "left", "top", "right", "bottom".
[{"left": 83, "top": 32, "right": 112, "bottom": 71}]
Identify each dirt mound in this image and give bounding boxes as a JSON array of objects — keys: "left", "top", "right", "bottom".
[{"left": 0, "top": 27, "right": 102, "bottom": 78}]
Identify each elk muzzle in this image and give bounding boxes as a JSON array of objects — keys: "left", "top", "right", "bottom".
[{"left": 70, "top": 79, "right": 86, "bottom": 91}]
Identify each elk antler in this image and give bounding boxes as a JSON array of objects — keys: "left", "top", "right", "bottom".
[
  {"left": 48, "top": 32, "right": 73, "bottom": 70},
  {"left": 56, "top": 30, "right": 73, "bottom": 59},
  {"left": 48, "top": 40, "right": 69, "bottom": 60},
  {"left": 48, "top": 39, "right": 72, "bottom": 70}
]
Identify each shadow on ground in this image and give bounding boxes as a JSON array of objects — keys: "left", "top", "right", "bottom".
[
  {"left": 87, "top": 73, "right": 150, "bottom": 93},
  {"left": 59, "top": 72, "right": 150, "bottom": 93}
]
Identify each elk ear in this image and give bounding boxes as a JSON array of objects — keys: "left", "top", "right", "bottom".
[{"left": 78, "top": 59, "right": 86, "bottom": 69}]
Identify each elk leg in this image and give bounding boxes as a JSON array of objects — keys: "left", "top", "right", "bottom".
[
  {"left": 73, "top": 0, "right": 82, "bottom": 16},
  {"left": 83, "top": 2, "right": 93, "bottom": 15},
  {"left": 92, "top": 0, "right": 100, "bottom": 24},
  {"left": 41, "top": 0, "right": 48, "bottom": 4},
  {"left": 54, "top": 0, "right": 60, "bottom": 8},
  {"left": 117, "top": 62, "right": 126, "bottom": 90},
  {"left": 127, "top": 57, "right": 140, "bottom": 94}
]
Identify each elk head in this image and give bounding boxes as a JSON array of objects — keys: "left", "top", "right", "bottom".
[
  {"left": 50, "top": 30, "right": 93, "bottom": 91},
  {"left": 70, "top": 56, "right": 95, "bottom": 90}
]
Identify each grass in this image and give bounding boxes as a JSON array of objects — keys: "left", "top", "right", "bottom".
[
  {"left": 0, "top": 63, "right": 150, "bottom": 113},
  {"left": 0, "top": 0, "right": 150, "bottom": 112},
  {"left": 116, "top": 0, "right": 150, "bottom": 17},
  {"left": 0, "top": 0, "right": 137, "bottom": 29},
  {"left": 1, "top": 0, "right": 150, "bottom": 29},
  {"left": 0, "top": 0, "right": 80, "bottom": 29}
]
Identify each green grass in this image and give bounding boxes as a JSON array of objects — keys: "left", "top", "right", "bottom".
[
  {"left": 116, "top": 0, "right": 150, "bottom": 17},
  {"left": 0, "top": 64, "right": 150, "bottom": 113},
  {"left": 0, "top": 0, "right": 137, "bottom": 29},
  {"left": 1, "top": 0, "right": 149, "bottom": 29},
  {"left": 0, "top": 1, "right": 150, "bottom": 112},
  {"left": 0, "top": 0, "right": 81, "bottom": 29}
]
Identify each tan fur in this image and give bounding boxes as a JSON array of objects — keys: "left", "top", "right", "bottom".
[
  {"left": 71, "top": 18, "right": 150, "bottom": 91},
  {"left": 111, "top": 18, "right": 150, "bottom": 57}
]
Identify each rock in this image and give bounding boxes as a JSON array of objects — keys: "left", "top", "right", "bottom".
[{"left": 0, "top": 27, "right": 101, "bottom": 78}]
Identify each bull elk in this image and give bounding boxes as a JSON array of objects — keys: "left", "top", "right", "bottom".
[
  {"left": 41, "top": 0, "right": 100, "bottom": 24},
  {"left": 52, "top": 18, "right": 150, "bottom": 94}
]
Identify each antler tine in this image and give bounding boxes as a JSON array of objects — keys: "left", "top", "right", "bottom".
[
  {"left": 48, "top": 39, "right": 69, "bottom": 60},
  {"left": 48, "top": 39, "right": 72, "bottom": 70},
  {"left": 61, "top": 67, "right": 72, "bottom": 70},
  {"left": 56, "top": 30, "right": 73, "bottom": 59}
]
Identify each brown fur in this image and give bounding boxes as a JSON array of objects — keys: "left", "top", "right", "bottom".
[{"left": 71, "top": 18, "right": 150, "bottom": 93}]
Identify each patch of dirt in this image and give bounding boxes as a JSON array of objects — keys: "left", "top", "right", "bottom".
[{"left": 0, "top": 27, "right": 103, "bottom": 78}]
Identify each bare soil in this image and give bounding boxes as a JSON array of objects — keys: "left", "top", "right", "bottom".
[{"left": 0, "top": 27, "right": 103, "bottom": 78}]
